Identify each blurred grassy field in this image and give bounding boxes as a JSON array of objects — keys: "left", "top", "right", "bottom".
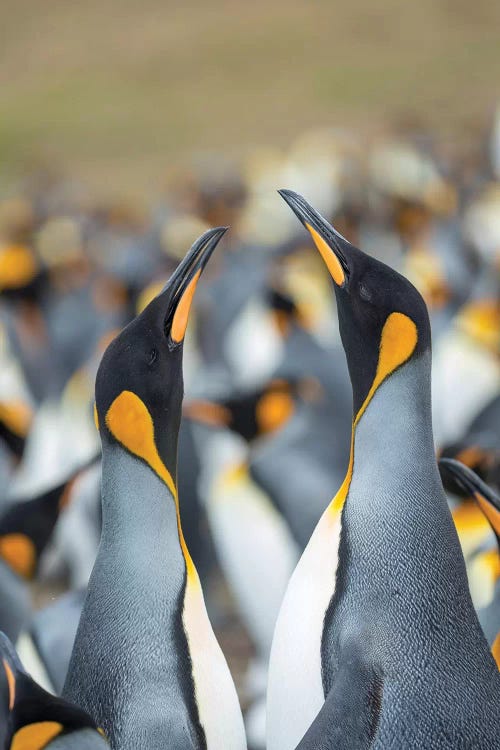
[{"left": 1, "top": 0, "right": 499, "bottom": 196}]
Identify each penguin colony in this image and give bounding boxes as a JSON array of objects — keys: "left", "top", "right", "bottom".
[{"left": 0, "top": 122, "right": 499, "bottom": 749}]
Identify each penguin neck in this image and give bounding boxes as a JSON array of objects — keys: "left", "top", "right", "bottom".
[
  {"left": 358, "top": 349, "right": 434, "bottom": 456},
  {"left": 336, "top": 349, "right": 439, "bottom": 515},
  {"left": 101, "top": 445, "right": 186, "bottom": 576}
]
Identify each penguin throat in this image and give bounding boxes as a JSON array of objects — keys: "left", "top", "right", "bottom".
[{"left": 329, "top": 312, "right": 421, "bottom": 517}]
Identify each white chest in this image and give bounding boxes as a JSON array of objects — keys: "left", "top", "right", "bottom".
[
  {"left": 208, "top": 464, "right": 300, "bottom": 657},
  {"left": 266, "top": 508, "right": 342, "bottom": 750},
  {"left": 182, "top": 576, "right": 247, "bottom": 750}
]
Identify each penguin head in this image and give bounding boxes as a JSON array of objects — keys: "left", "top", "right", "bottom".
[
  {"left": 265, "top": 286, "right": 306, "bottom": 337},
  {"left": 439, "top": 441, "right": 497, "bottom": 494},
  {"left": 0, "top": 631, "right": 106, "bottom": 748},
  {"left": 439, "top": 458, "right": 500, "bottom": 546},
  {"left": 94, "top": 227, "right": 226, "bottom": 482},
  {"left": 279, "top": 190, "right": 431, "bottom": 415},
  {"left": 184, "top": 377, "right": 304, "bottom": 442},
  {"left": 0, "top": 462, "right": 92, "bottom": 581}
]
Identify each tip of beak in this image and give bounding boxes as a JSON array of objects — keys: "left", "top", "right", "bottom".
[
  {"left": 210, "top": 226, "right": 230, "bottom": 237},
  {"left": 277, "top": 189, "right": 304, "bottom": 216},
  {"left": 278, "top": 188, "right": 350, "bottom": 285},
  {"left": 278, "top": 188, "right": 348, "bottom": 241},
  {"left": 195, "top": 225, "right": 229, "bottom": 253},
  {"left": 197, "top": 226, "right": 229, "bottom": 271}
]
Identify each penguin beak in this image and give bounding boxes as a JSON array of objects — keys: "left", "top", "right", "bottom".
[
  {"left": 439, "top": 458, "right": 500, "bottom": 537},
  {"left": 278, "top": 189, "right": 351, "bottom": 287},
  {"left": 2, "top": 657, "right": 15, "bottom": 710},
  {"left": 164, "top": 226, "right": 228, "bottom": 343}
]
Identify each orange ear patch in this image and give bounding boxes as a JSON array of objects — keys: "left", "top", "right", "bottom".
[
  {"left": 458, "top": 299, "right": 500, "bottom": 353},
  {"left": 256, "top": 390, "right": 294, "bottom": 435},
  {"left": 11, "top": 721, "right": 63, "bottom": 750},
  {"left": 105, "top": 391, "right": 176, "bottom": 498},
  {"left": 305, "top": 223, "right": 345, "bottom": 286},
  {"left": 171, "top": 269, "right": 201, "bottom": 343},
  {"left": 105, "top": 390, "right": 197, "bottom": 583},
  {"left": 0, "top": 401, "right": 33, "bottom": 438},
  {"left": 371, "top": 312, "right": 418, "bottom": 397},
  {"left": 0, "top": 534, "right": 36, "bottom": 579},
  {"left": 0, "top": 245, "right": 37, "bottom": 291}
]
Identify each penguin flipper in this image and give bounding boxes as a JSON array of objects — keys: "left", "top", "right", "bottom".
[{"left": 295, "top": 656, "right": 383, "bottom": 750}]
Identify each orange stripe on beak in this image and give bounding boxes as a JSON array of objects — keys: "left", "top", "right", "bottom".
[
  {"left": 3, "top": 658, "right": 15, "bottom": 709},
  {"left": 171, "top": 269, "right": 202, "bottom": 343},
  {"left": 305, "top": 223, "right": 345, "bottom": 286}
]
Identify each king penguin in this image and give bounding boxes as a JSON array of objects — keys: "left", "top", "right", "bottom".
[
  {"left": 63, "top": 228, "right": 247, "bottom": 750},
  {"left": 0, "top": 471, "right": 86, "bottom": 644},
  {"left": 266, "top": 190, "right": 500, "bottom": 750},
  {"left": 440, "top": 458, "right": 500, "bottom": 666},
  {"left": 0, "top": 631, "right": 108, "bottom": 749}
]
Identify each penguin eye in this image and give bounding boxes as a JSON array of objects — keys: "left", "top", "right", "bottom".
[
  {"left": 358, "top": 282, "right": 372, "bottom": 303},
  {"left": 148, "top": 348, "right": 159, "bottom": 365}
]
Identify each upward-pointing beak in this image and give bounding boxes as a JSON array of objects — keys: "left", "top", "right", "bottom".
[
  {"left": 278, "top": 189, "right": 351, "bottom": 287},
  {"left": 165, "top": 226, "right": 228, "bottom": 343},
  {"left": 439, "top": 457, "right": 500, "bottom": 537}
]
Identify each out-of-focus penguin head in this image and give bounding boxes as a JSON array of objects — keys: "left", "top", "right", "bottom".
[
  {"left": 0, "top": 630, "right": 106, "bottom": 748},
  {"left": 184, "top": 377, "right": 307, "bottom": 442},
  {"left": 279, "top": 190, "right": 432, "bottom": 415},
  {"left": 94, "top": 228, "right": 227, "bottom": 481},
  {"left": 440, "top": 458, "right": 500, "bottom": 545}
]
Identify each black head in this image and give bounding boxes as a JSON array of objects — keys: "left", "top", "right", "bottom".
[
  {"left": 266, "top": 286, "right": 304, "bottom": 337},
  {"left": 0, "top": 454, "right": 98, "bottom": 581},
  {"left": 0, "top": 631, "right": 105, "bottom": 748},
  {"left": 439, "top": 458, "right": 500, "bottom": 547},
  {"left": 0, "top": 480, "right": 68, "bottom": 580},
  {"left": 279, "top": 190, "right": 431, "bottom": 416},
  {"left": 94, "top": 228, "right": 227, "bottom": 483},
  {"left": 439, "top": 441, "right": 498, "bottom": 494}
]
